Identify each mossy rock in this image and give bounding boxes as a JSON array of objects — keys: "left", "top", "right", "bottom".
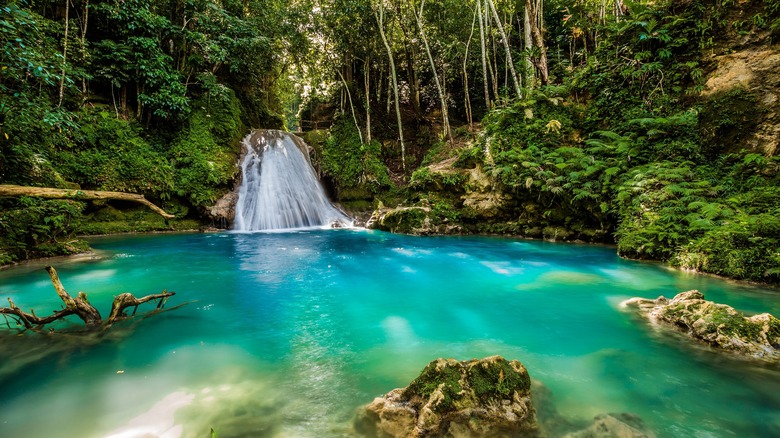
[
  {"left": 624, "top": 290, "right": 780, "bottom": 363},
  {"left": 356, "top": 356, "right": 538, "bottom": 437},
  {"left": 376, "top": 207, "right": 428, "bottom": 234}
]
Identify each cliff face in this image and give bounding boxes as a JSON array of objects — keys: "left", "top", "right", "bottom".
[{"left": 700, "top": 17, "right": 780, "bottom": 157}]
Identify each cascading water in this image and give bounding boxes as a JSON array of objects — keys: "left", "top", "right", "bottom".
[{"left": 233, "top": 130, "right": 353, "bottom": 231}]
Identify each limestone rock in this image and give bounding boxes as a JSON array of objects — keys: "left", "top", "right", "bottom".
[
  {"left": 208, "top": 189, "right": 238, "bottom": 228},
  {"left": 354, "top": 356, "right": 538, "bottom": 437},
  {"left": 623, "top": 290, "right": 780, "bottom": 362},
  {"left": 563, "top": 413, "right": 656, "bottom": 438}
]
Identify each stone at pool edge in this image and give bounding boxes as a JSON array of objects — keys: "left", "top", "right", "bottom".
[
  {"left": 623, "top": 290, "right": 780, "bottom": 363},
  {"left": 354, "top": 356, "right": 539, "bottom": 437}
]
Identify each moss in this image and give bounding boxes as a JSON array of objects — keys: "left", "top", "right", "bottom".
[
  {"left": 380, "top": 208, "right": 427, "bottom": 234},
  {"left": 76, "top": 207, "right": 201, "bottom": 235},
  {"left": 705, "top": 307, "right": 763, "bottom": 342},
  {"left": 467, "top": 360, "right": 531, "bottom": 405},
  {"left": 409, "top": 168, "right": 467, "bottom": 192},
  {"left": 404, "top": 360, "right": 463, "bottom": 412},
  {"left": 768, "top": 318, "right": 780, "bottom": 345}
]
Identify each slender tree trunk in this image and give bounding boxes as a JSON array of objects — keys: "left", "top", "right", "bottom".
[
  {"left": 364, "top": 58, "right": 371, "bottom": 144},
  {"left": 524, "top": 6, "right": 534, "bottom": 87},
  {"left": 121, "top": 86, "right": 128, "bottom": 118},
  {"left": 386, "top": 74, "right": 392, "bottom": 114},
  {"left": 81, "top": 0, "right": 89, "bottom": 97},
  {"left": 615, "top": 0, "right": 625, "bottom": 17},
  {"left": 335, "top": 68, "right": 364, "bottom": 144},
  {"left": 395, "top": 2, "right": 422, "bottom": 117},
  {"left": 463, "top": 4, "right": 477, "bottom": 129},
  {"left": 415, "top": 0, "right": 451, "bottom": 143},
  {"left": 526, "top": 0, "right": 549, "bottom": 84},
  {"left": 487, "top": 1, "right": 499, "bottom": 101},
  {"left": 375, "top": 2, "right": 406, "bottom": 173},
  {"left": 477, "top": 0, "right": 491, "bottom": 109},
  {"left": 377, "top": 63, "right": 384, "bottom": 102},
  {"left": 487, "top": 0, "right": 522, "bottom": 99},
  {"left": 58, "top": 0, "right": 70, "bottom": 107}
]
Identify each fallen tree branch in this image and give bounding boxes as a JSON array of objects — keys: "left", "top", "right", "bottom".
[
  {"left": 107, "top": 290, "right": 175, "bottom": 324},
  {"left": 0, "top": 266, "right": 176, "bottom": 332},
  {"left": 0, "top": 184, "right": 174, "bottom": 219}
]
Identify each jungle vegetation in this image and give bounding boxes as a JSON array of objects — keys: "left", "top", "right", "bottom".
[{"left": 1, "top": 0, "right": 778, "bottom": 283}]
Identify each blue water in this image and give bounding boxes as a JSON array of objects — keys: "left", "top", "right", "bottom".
[{"left": 0, "top": 230, "right": 778, "bottom": 437}]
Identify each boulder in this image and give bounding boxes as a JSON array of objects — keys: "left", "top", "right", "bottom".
[
  {"left": 354, "top": 356, "right": 538, "bottom": 437},
  {"left": 623, "top": 290, "right": 780, "bottom": 362},
  {"left": 563, "top": 413, "right": 656, "bottom": 438}
]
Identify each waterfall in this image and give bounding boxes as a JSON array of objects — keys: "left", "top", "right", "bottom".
[{"left": 233, "top": 130, "right": 353, "bottom": 231}]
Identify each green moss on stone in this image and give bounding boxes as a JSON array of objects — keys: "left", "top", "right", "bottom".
[
  {"left": 404, "top": 360, "right": 463, "bottom": 412},
  {"left": 381, "top": 208, "right": 427, "bottom": 234},
  {"left": 467, "top": 360, "right": 531, "bottom": 404}
]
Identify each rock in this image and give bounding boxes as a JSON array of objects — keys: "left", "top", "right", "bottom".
[
  {"left": 208, "top": 189, "right": 238, "bottom": 228},
  {"left": 563, "top": 413, "right": 656, "bottom": 438},
  {"left": 354, "top": 356, "right": 539, "bottom": 437},
  {"left": 623, "top": 290, "right": 780, "bottom": 362}
]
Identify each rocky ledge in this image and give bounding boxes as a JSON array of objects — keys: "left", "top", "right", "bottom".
[
  {"left": 623, "top": 290, "right": 780, "bottom": 362},
  {"left": 354, "top": 356, "right": 538, "bottom": 437}
]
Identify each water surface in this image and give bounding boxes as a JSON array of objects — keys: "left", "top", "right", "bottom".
[{"left": 0, "top": 230, "right": 778, "bottom": 437}]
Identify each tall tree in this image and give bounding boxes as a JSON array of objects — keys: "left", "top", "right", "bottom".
[
  {"left": 414, "top": 0, "right": 452, "bottom": 142},
  {"left": 374, "top": 0, "right": 406, "bottom": 173},
  {"left": 525, "top": 0, "right": 549, "bottom": 84},
  {"left": 477, "top": 0, "right": 491, "bottom": 109},
  {"left": 487, "top": 0, "right": 522, "bottom": 99}
]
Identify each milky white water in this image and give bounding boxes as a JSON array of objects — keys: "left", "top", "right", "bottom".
[{"left": 233, "top": 130, "right": 352, "bottom": 231}]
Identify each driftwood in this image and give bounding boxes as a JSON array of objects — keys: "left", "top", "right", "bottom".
[
  {"left": 0, "top": 184, "right": 175, "bottom": 219},
  {"left": 0, "top": 266, "right": 175, "bottom": 331}
]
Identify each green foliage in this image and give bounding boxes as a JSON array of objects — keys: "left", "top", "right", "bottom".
[
  {"left": 319, "top": 118, "right": 391, "bottom": 194},
  {"left": 56, "top": 107, "right": 173, "bottom": 196},
  {"left": 409, "top": 168, "right": 465, "bottom": 192},
  {"left": 167, "top": 91, "right": 245, "bottom": 208},
  {"left": 0, "top": 198, "right": 86, "bottom": 264}
]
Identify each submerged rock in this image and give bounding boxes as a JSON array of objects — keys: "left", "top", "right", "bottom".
[
  {"left": 354, "top": 356, "right": 538, "bottom": 437},
  {"left": 563, "top": 413, "right": 656, "bottom": 438},
  {"left": 623, "top": 290, "right": 780, "bottom": 362}
]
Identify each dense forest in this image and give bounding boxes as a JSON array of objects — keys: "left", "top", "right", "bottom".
[{"left": 1, "top": 0, "right": 779, "bottom": 283}]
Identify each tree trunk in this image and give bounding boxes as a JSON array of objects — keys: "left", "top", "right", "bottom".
[
  {"left": 524, "top": 6, "right": 534, "bottom": 87},
  {"left": 364, "top": 58, "right": 372, "bottom": 144},
  {"left": 487, "top": 0, "right": 522, "bottom": 99},
  {"left": 464, "top": 4, "right": 478, "bottom": 129},
  {"left": 80, "top": 0, "right": 89, "bottom": 98},
  {"left": 0, "top": 185, "right": 175, "bottom": 219},
  {"left": 415, "top": 0, "right": 452, "bottom": 143},
  {"left": 375, "top": 2, "right": 406, "bottom": 173},
  {"left": 58, "top": 0, "right": 70, "bottom": 107},
  {"left": 336, "top": 67, "right": 364, "bottom": 144},
  {"left": 1, "top": 266, "right": 175, "bottom": 332},
  {"left": 477, "top": 0, "right": 491, "bottom": 109},
  {"left": 525, "top": 0, "right": 549, "bottom": 84},
  {"left": 46, "top": 266, "right": 103, "bottom": 327},
  {"left": 107, "top": 291, "right": 174, "bottom": 325}
]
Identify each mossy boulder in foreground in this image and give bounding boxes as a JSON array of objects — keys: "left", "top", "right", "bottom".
[
  {"left": 354, "top": 356, "right": 538, "bottom": 437},
  {"left": 623, "top": 290, "right": 780, "bottom": 363}
]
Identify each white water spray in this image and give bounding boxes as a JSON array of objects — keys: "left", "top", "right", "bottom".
[{"left": 233, "top": 130, "right": 352, "bottom": 231}]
